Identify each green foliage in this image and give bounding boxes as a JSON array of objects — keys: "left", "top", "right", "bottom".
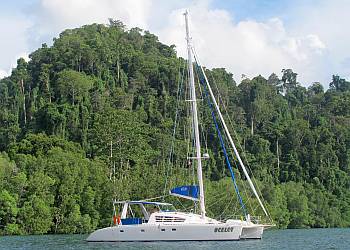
[
  {"left": 0, "top": 21, "right": 349, "bottom": 235},
  {"left": 0, "top": 190, "right": 18, "bottom": 228},
  {"left": 56, "top": 70, "right": 93, "bottom": 105},
  {"left": 266, "top": 185, "right": 290, "bottom": 229},
  {"left": 19, "top": 195, "right": 53, "bottom": 234}
]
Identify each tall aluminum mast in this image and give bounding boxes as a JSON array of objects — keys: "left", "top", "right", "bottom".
[{"left": 184, "top": 11, "right": 206, "bottom": 218}]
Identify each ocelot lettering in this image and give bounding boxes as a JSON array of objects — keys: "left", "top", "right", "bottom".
[{"left": 214, "top": 227, "right": 234, "bottom": 233}]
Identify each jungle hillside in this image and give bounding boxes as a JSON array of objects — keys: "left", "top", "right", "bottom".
[{"left": 0, "top": 20, "right": 350, "bottom": 235}]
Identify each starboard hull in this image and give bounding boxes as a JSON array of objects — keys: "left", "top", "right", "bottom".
[
  {"left": 87, "top": 224, "right": 242, "bottom": 242},
  {"left": 241, "top": 225, "right": 264, "bottom": 239},
  {"left": 225, "top": 219, "right": 271, "bottom": 239}
]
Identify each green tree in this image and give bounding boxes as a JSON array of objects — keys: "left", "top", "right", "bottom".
[{"left": 56, "top": 70, "right": 93, "bottom": 105}]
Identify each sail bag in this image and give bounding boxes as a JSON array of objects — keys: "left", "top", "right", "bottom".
[{"left": 170, "top": 185, "right": 199, "bottom": 201}]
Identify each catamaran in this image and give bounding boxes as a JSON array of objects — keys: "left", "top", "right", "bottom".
[{"left": 87, "top": 11, "right": 273, "bottom": 242}]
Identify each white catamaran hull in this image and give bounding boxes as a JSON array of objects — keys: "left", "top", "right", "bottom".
[
  {"left": 226, "top": 220, "right": 268, "bottom": 239},
  {"left": 241, "top": 225, "right": 264, "bottom": 239},
  {"left": 87, "top": 224, "right": 242, "bottom": 242}
]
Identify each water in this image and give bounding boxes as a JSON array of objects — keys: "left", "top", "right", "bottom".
[{"left": 0, "top": 228, "right": 349, "bottom": 250}]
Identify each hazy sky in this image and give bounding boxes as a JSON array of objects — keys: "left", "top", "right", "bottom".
[{"left": 0, "top": 0, "right": 349, "bottom": 87}]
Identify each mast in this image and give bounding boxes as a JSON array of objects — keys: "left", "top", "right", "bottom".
[
  {"left": 194, "top": 52, "right": 269, "bottom": 218},
  {"left": 184, "top": 11, "right": 206, "bottom": 218}
]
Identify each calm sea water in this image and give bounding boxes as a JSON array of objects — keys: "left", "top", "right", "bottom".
[{"left": 0, "top": 228, "right": 349, "bottom": 250}]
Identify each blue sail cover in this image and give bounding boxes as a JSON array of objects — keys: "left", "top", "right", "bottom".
[{"left": 170, "top": 185, "right": 199, "bottom": 201}]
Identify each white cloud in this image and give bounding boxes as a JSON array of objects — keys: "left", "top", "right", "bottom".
[
  {"left": 0, "top": 15, "right": 31, "bottom": 77},
  {"left": 306, "top": 34, "right": 326, "bottom": 52},
  {"left": 0, "top": 51, "right": 29, "bottom": 80},
  {"left": 0, "top": 69, "right": 8, "bottom": 79},
  {"left": 287, "top": 0, "right": 350, "bottom": 84},
  {"left": 1, "top": 0, "right": 348, "bottom": 87},
  {"left": 30, "top": 0, "right": 153, "bottom": 36},
  {"left": 156, "top": 2, "right": 326, "bottom": 85}
]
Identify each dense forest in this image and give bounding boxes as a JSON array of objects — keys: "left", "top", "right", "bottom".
[{"left": 0, "top": 20, "right": 350, "bottom": 235}]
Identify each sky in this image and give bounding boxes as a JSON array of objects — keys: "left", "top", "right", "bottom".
[{"left": 0, "top": 0, "right": 349, "bottom": 87}]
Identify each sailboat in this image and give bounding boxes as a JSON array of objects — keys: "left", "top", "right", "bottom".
[{"left": 87, "top": 11, "right": 272, "bottom": 242}]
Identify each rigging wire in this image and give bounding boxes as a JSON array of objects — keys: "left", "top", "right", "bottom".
[
  {"left": 162, "top": 44, "right": 271, "bottom": 222},
  {"left": 194, "top": 61, "right": 247, "bottom": 218},
  {"left": 196, "top": 76, "right": 209, "bottom": 156},
  {"left": 207, "top": 69, "right": 273, "bottom": 222},
  {"left": 163, "top": 59, "right": 185, "bottom": 198},
  {"left": 191, "top": 46, "right": 272, "bottom": 222}
]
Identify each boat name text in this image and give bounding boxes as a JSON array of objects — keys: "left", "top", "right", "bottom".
[{"left": 214, "top": 227, "right": 235, "bottom": 233}]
